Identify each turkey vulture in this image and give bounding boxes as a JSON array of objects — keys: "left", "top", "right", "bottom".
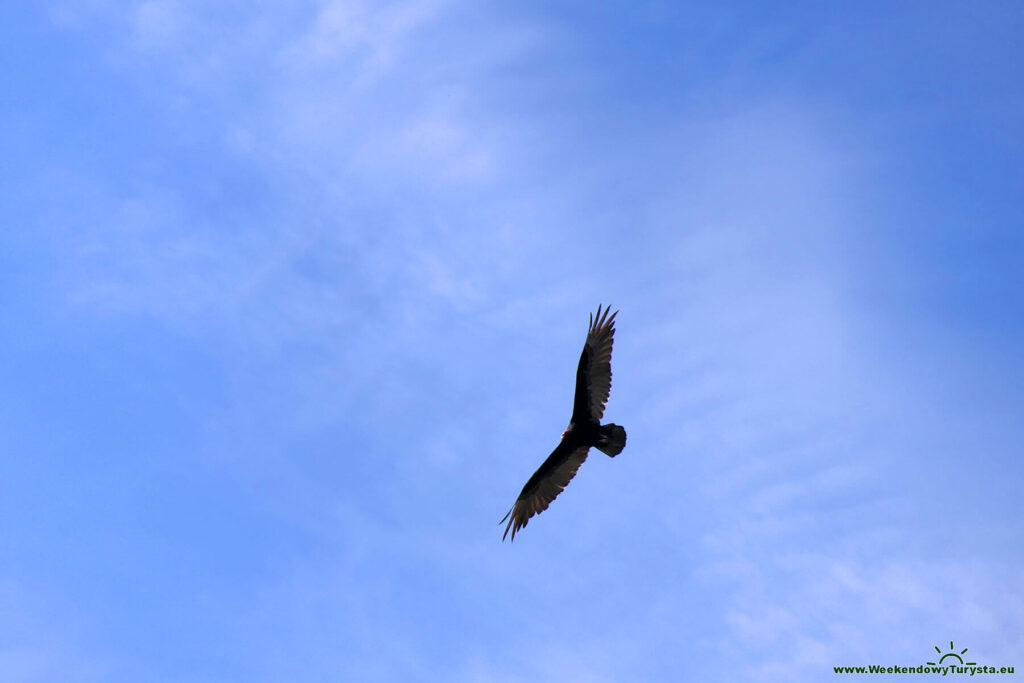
[{"left": 501, "top": 305, "right": 627, "bottom": 541}]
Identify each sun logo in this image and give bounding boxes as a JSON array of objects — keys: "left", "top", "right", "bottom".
[{"left": 926, "top": 641, "right": 977, "bottom": 667}]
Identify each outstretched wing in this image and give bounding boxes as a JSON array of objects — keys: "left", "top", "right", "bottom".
[
  {"left": 571, "top": 305, "right": 617, "bottom": 424},
  {"left": 501, "top": 441, "right": 590, "bottom": 542}
]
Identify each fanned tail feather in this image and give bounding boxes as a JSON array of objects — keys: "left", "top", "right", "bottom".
[{"left": 596, "top": 423, "right": 626, "bottom": 457}]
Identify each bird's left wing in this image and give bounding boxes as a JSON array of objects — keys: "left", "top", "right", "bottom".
[
  {"left": 501, "top": 441, "right": 590, "bottom": 542},
  {"left": 571, "top": 305, "right": 617, "bottom": 424}
]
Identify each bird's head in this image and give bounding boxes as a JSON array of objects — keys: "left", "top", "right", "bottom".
[{"left": 561, "top": 427, "right": 571, "bottom": 440}]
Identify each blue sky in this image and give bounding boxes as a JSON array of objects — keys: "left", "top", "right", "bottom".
[{"left": 2, "top": 1, "right": 1022, "bottom": 680}]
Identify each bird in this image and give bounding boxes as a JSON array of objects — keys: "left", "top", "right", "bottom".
[{"left": 501, "top": 305, "right": 627, "bottom": 541}]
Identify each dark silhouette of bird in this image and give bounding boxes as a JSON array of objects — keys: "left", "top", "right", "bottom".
[{"left": 501, "top": 305, "right": 627, "bottom": 541}]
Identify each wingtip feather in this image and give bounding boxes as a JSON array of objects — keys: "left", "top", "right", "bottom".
[{"left": 501, "top": 506, "right": 518, "bottom": 541}]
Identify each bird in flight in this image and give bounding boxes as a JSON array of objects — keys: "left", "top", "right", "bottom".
[{"left": 501, "top": 305, "right": 627, "bottom": 541}]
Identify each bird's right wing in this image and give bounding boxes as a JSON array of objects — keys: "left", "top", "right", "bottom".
[{"left": 501, "top": 441, "right": 590, "bottom": 542}]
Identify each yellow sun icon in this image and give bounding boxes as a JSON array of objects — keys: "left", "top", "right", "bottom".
[{"left": 927, "top": 641, "right": 977, "bottom": 667}]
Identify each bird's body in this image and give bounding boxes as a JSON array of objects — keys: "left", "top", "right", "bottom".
[{"left": 502, "top": 305, "right": 626, "bottom": 541}]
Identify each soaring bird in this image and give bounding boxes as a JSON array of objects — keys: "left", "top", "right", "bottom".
[{"left": 501, "top": 305, "right": 627, "bottom": 541}]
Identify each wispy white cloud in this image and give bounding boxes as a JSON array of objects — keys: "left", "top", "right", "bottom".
[
  {"left": 129, "top": 0, "right": 187, "bottom": 51},
  {"left": 48, "top": 0, "right": 539, "bottom": 332},
  {"left": 715, "top": 554, "right": 1024, "bottom": 680},
  {"left": 0, "top": 581, "right": 108, "bottom": 683}
]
